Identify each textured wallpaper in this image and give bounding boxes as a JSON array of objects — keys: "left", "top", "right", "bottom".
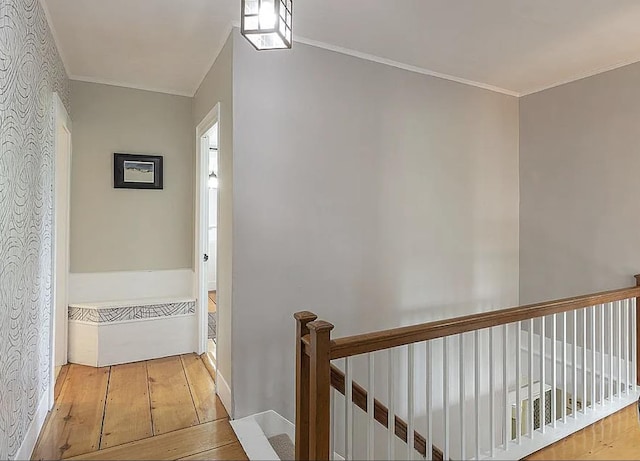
[{"left": 0, "top": 0, "right": 69, "bottom": 458}]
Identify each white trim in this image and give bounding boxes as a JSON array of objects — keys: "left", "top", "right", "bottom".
[
  {"left": 520, "top": 55, "right": 640, "bottom": 96},
  {"left": 69, "top": 75, "right": 193, "bottom": 98},
  {"left": 69, "top": 297, "right": 195, "bottom": 309},
  {"left": 68, "top": 312, "right": 196, "bottom": 327},
  {"left": 42, "top": 9, "right": 640, "bottom": 101},
  {"left": 13, "top": 395, "right": 49, "bottom": 461},
  {"left": 217, "top": 370, "right": 233, "bottom": 418},
  {"left": 195, "top": 105, "right": 220, "bottom": 356},
  {"left": 39, "top": 0, "right": 70, "bottom": 76},
  {"left": 230, "top": 415, "right": 281, "bottom": 461},
  {"left": 291, "top": 35, "right": 521, "bottom": 97},
  {"left": 191, "top": 23, "right": 234, "bottom": 97},
  {"left": 50, "top": 92, "right": 71, "bottom": 410},
  {"left": 229, "top": 19, "right": 520, "bottom": 97},
  {"left": 208, "top": 281, "right": 217, "bottom": 291}
]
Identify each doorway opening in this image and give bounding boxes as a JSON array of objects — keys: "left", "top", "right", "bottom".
[
  {"left": 50, "top": 92, "right": 72, "bottom": 409},
  {"left": 205, "top": 123, "right": 219, "bottom": 362},
  {"left": 195, "top": 103, "right": 221, "bottom": 385}
]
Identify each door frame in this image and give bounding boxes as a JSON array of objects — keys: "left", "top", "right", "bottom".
[
  {"left": 195, "top": 104, "right": 220, "bottom": 355},
  {"left": 49, "top": 92, "right": 72, "bottom": 409}
]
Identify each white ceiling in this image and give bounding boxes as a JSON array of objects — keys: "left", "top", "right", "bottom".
[{"left": 44, "top": 0, "right": 640, "bottom": 97}]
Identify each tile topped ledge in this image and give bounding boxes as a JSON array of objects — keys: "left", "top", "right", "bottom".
[{"left": 69, "top": 299, "right": 196, "bottom": 324}]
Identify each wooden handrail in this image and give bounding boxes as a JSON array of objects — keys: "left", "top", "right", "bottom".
[
  {"left": 295, "top": 278, "right": 640, "bottom": 460},
  {"left": 330, "top": 364, "right": 444, "bottom": 460},
  {"left": 329, "top": 285, "right": 640, "bottom": 359}
]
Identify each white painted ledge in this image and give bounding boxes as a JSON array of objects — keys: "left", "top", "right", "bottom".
[{"left": 231, "top": 411, "right": 294, "bottom": 461}]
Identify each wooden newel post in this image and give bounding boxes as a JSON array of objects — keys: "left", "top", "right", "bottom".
[
  {"left": 308, "top": 320, "right": 334, "bottom": 461},
  {"left": 635, "top": 275, "right": 640, "bottom": 385},
  {"left": 295, "top": 311, "right": 317, "bottom": 461}
]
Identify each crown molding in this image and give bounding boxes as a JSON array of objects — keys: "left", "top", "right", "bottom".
[
  {"left": 520, "top": 55, "right": 640, "bottom": 97},
  {"left": 291, "top": 35, "right": 521, "bottom": 97},
  {"left": 44, "top": 7, "right": 640, "bottom": 100},
  {"left": 69, "top": 75, "right": 193, "bottom": 97},
  {"left": 231, "top": 20, "right": 519, "bottom": 97}
]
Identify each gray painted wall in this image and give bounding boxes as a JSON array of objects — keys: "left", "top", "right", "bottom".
[
  {"left": 193, "top": 34, "right": 234, "bottom": 400},
  {"left": 70, "top": 81, "right": 194, "bottom": 273},
  {"left": 0, "top": 0, "right": 69, "bottom": 458},
  {"left": 520, "top": 62, "right": 640, "bottom": 303},
  {"left": 232, "top": 32, "right": 520, "bottom": 420}
]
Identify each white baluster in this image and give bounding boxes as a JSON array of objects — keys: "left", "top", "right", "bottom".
[
  {"left": 551, "top": 314, "right": 557, "bottom": 428},
  {"left": 572, "top": 310, "right": 577, "bottom": 418},
  {"left": 609, "top": 302, "right": 614, "bottom": 401},
  {"left": 624, "top": 299, "right": 629, "bottom": 395},
  {"left": 330, "top": 388, "right": 335, "bottom": 461},
  {"left": 490, "top": 328, "right": 496, "bottom": 457},
  {"left": 633, "top": 298, "right": 637, "bottom": 392},
  {"left": 600, "top": 304, "right": 605, "bottom": 405},
  {"left": 528, "top": 319, "right": 534, "bottom": 436},
  {"left": 540, "top": 316, "right": 546, "bottom": 433},
  {"left": 516, "top": 321, "right": 522, "bottom": 444},
  {"left": 444, "top": 337, "right": 450, "bottom": 461},
  {"left": 475, "top": 330, "right": 480, "bottom": 460},
  {"left": 618, "top": 300, "right": 622, "bottom": 398},
  {"left": 388, "top": 350, "right": 395, "bottom": 460},
  {"left": 562, "top": 312, "right": 567, "bottom": 423},
  {"left": 407, "top": 344, "right": 415, "bottom": 460},
  {"left": 367, "top": 353, "right": 374, "bottom": 460},
  {"left": 591, "top": 306, "right": 596, "bottom": 409},
  {"left": 582, "top": 309, "right": 587, "bottom": 413},
  {"left": 503, "top": 324, "right": 509, "bottom": 450},
  {"left": 426, "top": 341, "right": 432, "bottom": 461},
  {"left": 345, "top": 357, "right": 353, "bottom": 461},
  {"left": 459, "top": 334, "right": 465, "bottom": 460}
]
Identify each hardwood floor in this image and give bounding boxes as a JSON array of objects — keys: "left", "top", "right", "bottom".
[
  {"left": 32, "top": 354, "right": 246, "bottom": 461},
  {"left": 208, "top": 291, "right": 216, "bottom": 313},
  {"left": 526, "top": 403, "right": 640, "bottom": 460}
]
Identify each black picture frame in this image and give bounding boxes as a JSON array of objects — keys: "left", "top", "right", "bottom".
[{"left": 114, "top": 153, "right": 163, "bottom": 190}]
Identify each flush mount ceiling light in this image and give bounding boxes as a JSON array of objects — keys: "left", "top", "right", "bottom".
[{"left": 241, "top": 0, "right": 292, "bottom": 50}]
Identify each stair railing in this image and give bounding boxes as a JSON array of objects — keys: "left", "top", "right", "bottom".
[{"left": 295, "top": 276, "right": 640, "bottom": 460}]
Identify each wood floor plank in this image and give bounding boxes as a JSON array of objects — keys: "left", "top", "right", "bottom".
[
  {"left": 526, "top": 403, "right": 640, "bottom": 460},
  {"left": 32, "top": 364, "right": 109, "bottom": 460},
  {"left": 67, "top": 419, "right": 236, "bottom": 460},
  {"left": 54, "top": 365, "right": 70, "bottom": 401},
  {"left": 180, "top": 354, "right": 227, "bottom": 423},
  {"left": 147, "top": 356, "right": 199, "bottom": 435},
  {"left": 178, "top": 441, "right": 248, "bottom": 460},
  {"left": 100, "top": 361, "right": 153, "bottom": 449}
]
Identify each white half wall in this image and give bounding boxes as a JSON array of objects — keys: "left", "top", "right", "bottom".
[
  {"left": 68, "top": 314, "right": 198, "bottom": 367},
  {"left": 69, "top": 269, "right": 194, "bottom": 303}
]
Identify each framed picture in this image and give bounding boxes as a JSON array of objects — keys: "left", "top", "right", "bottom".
[{"left": 114, "top": 153, "right": 163, "bottom": 189}]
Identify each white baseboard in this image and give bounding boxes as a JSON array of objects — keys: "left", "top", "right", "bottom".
[
  {"left": 68, "top": 321, "right": 98, "bottom": 366},
  {"left": 230, "top": 413, "right": 281, "bottom": 461},
  {"left": 69, "top": 269, "right": 194, "bottom": 303},
  {"left": 13, "top": 393, "right": 49, "bottom": 461},
  {"left": 207, "top": 281, "right": 217, "bottom": 291},
  {"left": 217, "top": 370, "right": 233, "bottom": 418},
  {"left": 68, "top": 314, "right": 198, "bottom": 367}
]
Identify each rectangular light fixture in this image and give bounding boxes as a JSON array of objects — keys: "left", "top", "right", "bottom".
[{"left": 241, "top": 0, "right": 293, "bottom": 50}]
